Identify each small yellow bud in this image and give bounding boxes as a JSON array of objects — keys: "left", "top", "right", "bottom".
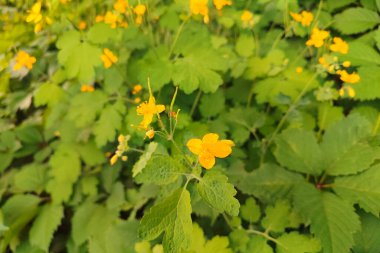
[
  {"left": 118, "top": 134, "right": 125, "bottom": 143},
  {"left": 146, "top": 129, "right": 155, "bottom": 139},
  {"left": 110, "top": 154, "right": 118, "bottom": 165},
  {"left": 295, "top": 67, "right": 303, "bottom": 74},
  {"left": 342, "top": 61, "right": 351, "bottom": 67},
  {"left": 121, "top": 156, "right": 127, "bottom": 161}
]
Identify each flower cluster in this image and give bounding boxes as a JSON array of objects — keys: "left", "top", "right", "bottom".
[
  {"left": 110, "top": 135, "right": 129, "bottom": 165},
  {"left": 96, "top": 1, "right": 146, "bottom": 28}
]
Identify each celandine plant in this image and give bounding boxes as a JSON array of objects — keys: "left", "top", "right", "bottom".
[{"left": 1, "top": 0, "right": 380, "bottom": 253}]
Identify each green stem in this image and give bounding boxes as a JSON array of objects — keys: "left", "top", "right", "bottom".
[
  {"left": 247, "top": 229, "right": 284, "bottom": 246},
  {"left": 190, "top": 90, "right": 202, "bottom": 117},
  {"left": 168, "top": 17, "right": 188, "bottom": 58},
  {"left": 261, "top": 72, "right": 319, "bottom": 162}
]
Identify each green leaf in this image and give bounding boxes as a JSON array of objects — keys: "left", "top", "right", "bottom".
[
  {"left": 2, "top": 195, "right": 40, "bottom": 250},
  {"left": 129, "top": 47, "right": 173, "bottom": 91},
  {"left": 246, "top": 236, "right": 273, "bottom": 253},
  {"left": 199, "top": 90, "right": 225, "bottom": 118},
  {"left": 234, "top": 164, "right": 304, "bottom": 203},
  {"left": 86, "top": 23, "right": 117, "bottom": 44},
  {"left": 235, "top": 34, "right": 255, "bottom": 58},
  {"left": 333, "top": 164, "right": 380, "bottom": 215},
  {"left": 321, "top": 115, "right": 377, "bottom": 175},
  {"left": 240, "top": 197, "right": 261, "bottom": 223},
  {"left": 13, "top": 164, "right": 47, "bottom": 193},
  {"left": 68, "top": 91, "right": 107, "bottom": 127},
  {"left": 139, "top": 188, "right": 192, "bottom": 253},
  {"left": 132, "top": 142, "right": 158, "bottom": 177},
  {"left": 342, "top": 42, "right": 380, "bottom": 65},
  {"left": 253, "top": 69, "right": 319, "bottom": 106},
  {"left": 276, "top": 232, "right": 321, "bottom": 253},
  {"left": 184, "top": 223, "right": 232, "bottom": 253},
  {"left": 34, "top": 83, "right": 65, "bottom": 107},
  {"left": 261, "top": 200, "right": 290, "bottom": 233},
  {"left": 135, "top": 155, "right": 186, "bottom": 185},
  {"left": 293, "top": 183, "right": 360, "bottom": 253},
  {"left": 354, "top": 66, "right": 380, "bottom": 100},
  {"left": 317, "top": 103, "right": 343, "bottom": 131},
  {"left": 172, "top": 48, "right": 227, "bottom": 94},
  {"left": 325, "top": 0, "right": 356, "bottom": 11},
  {"left": 29, "top": 204, "right": 64, "bottom": 252},
  {"left": 274, "top": 128, "right": 323, "bottom": 175},
  {"left": 104, "top": 68, "right": 123, "bottom": 94},
  {"left": 46, "top": 143, "right": 81, "bottom": 203},
  {"left": 93, "top": 103, "right": 124, "bottom": 147},
  {"left": 57, "top": 30, "right": 101, "bottom": 82},
  {"left": 353, "top": 211, "right": 380, "bottom": 253},
  {"left": 71, "top": 201, "right": 116, "bottom": 246},
  {"left": 333, "top": 8, "right": 380, "bottom": 35},
  {"left": 197, "top": 170, "right": 240, "bottom": 216}
]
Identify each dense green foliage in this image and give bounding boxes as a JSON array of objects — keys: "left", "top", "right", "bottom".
[{"left": 2, "top": 0, "right": 380, "bottom": 253}]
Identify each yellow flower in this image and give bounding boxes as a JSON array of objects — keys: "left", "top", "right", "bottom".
[
  {"left": 295, "top": 67, "right": 303, "bottom": 73},
  {"left": 60, "top": 0, "right": 71, "bottom": 4},
  {"left": 213, "top": 0, "right": 232, "bottom": 10},
  {"left": 114, "top": 0, "right": 129, "bottom": 13},
  {"left": 186, "top": 133, "right": 234, "bottom": 169},
  {"left": 338, "top": 70, "right": 360, "bottom": 84},
  {"left": 306, "top": 28, "right": 329, "bottom": 48},
  {"left": 136, "top": 90, "right": 165, "bottom": 129},
  {"left": 339, "top": 86, "right": 355, "bottom": 98},
  {"left": 101, "top": 48, "right": 118, "bottom": 68},
  {"left": 329, "top": 37, "right": 349, "bottom": 54},
  {"left": 342, "top": 61, "right": 351, "bottom": 67},
  {"left": 80, "top": 84, "right": 94, "bottom": 92},
  {"left": 290, "top": 10, "right": 313, "bottom": 26},
  {"left": 133, "top": 5, "right": 146, "bottom": 26},
  {"left": 134, "top": 97, "right": 141, "bottom": 103},
  {"left": 146, "top": 129, "right": 155, "bottom": 139},
  {"left": 26, "top": 2, "right": 43, "bottom": 24},
  {"left": 78, "top": 21, "right": 87, "bottom": 30},
  {"left": 241, "top": 10, "right": 254, "bottom": 27},
  {"left": 104, "top": 11, "right": 119, "bottom": 28},
  {"left": 134, "top": 4, "right": 147, "bottom": 16},
  {"left": 132, "top": 84, "right": 143, "bottom": 94},
  {"left": 13, "top": 51, "right": 36, "bottom": 71},
  {"left": 190, "top": 0, "right": 209, "bottom": 24},
  {"left": 95, "top": 15, "right": 104, "bottom": 22}
]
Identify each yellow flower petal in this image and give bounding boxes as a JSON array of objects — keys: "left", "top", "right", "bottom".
[
  {"left": 202, "top": 133, "right": 219, "bottom": 143},
  {"left": 199, "top": 151, "right": 215, "bottom": 169},
  {"left": 187, "top": 138, "right": 203, "bottom": 155},
  {"left": 209, "top": 140, "right": 234, "bottom": 158}
]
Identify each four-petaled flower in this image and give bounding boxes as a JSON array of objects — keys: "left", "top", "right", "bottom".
[
  {"left": 337, "top": 70, "right": 360, "bottom": 84},
  {"left": 329, "top": 37, "right": 349, "bottom": 54},
  {"left": 187, "top": 133, "right": 234, "bottom": 169},
  {"left": 101, "top": 48, "right": 118, "bottom": 68},
  {"left": 136, "top": 90, "right": 165, "bottom": 129},
  {"left": 13, "top": 51, "right": 36, "bottom": 71}
]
